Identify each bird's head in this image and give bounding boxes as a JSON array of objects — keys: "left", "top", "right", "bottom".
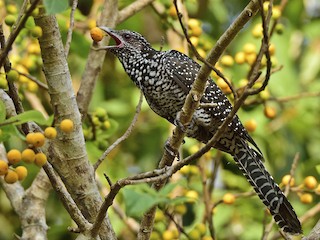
[{"left": 97, "top": 27, "right": 153, "bottom": 55}]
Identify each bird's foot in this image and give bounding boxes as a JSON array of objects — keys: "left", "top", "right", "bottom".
[
  {"left": 174, "top": 112, "right": 189, "bottom": 133},
  {"left": 164, "top": 140, "right": 180, "bottom": 160}
]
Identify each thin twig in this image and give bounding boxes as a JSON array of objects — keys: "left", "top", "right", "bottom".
[
  {"left": 117, "top": 0, "right": 156, "bottom": 24},
  {"left": 93, "top": 91, "right": 143, "bottom": 171},
  {"left": 65, "top": 0, "right": 78, "bottom": 56},
  {"left": 12, "top": 68, "right": 48, "bottom": 90}
]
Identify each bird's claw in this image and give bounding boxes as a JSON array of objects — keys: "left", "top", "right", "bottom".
[{"left": 164, "top": 140, "right": 180, "bottom": 160}]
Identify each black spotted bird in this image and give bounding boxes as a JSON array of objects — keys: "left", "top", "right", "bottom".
[{"left": 97, "top": 27, "right": 302, "bottom": 234}]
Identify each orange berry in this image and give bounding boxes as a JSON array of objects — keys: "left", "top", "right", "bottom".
[
  {"left": 264, "top": 106, "right": 277, "bottom": 119},
  {"left": 60, "top": 119, "right": 74, "bottom": 133},
  {"left": 244, "top": 119, "right": 257, "bottom": 132},
  {"left": 0, "top": 160, "right": 9, "bottom": 175},
  {"left": 304, "top": 176, "right": 318, "bottom": 190},
  {"left": 26, "top": 132, "right": 36, "bottom": 145},
  {"left": 34, "top": 153, "right": 47, "bottom": 167},
  {"left": 21, "top": 149, "right": 36, "bottom": 163},
  {"left": 268, "top": 43, "right": 276, "bottom": 55},
  {"left": 15, "top": 166, "right": 28, "bottom": 181},
  {"left": 4, "top": 169, "right": 18, "bottom": 184},
  {"left": 44, "top": 127, "right": 57, "bottom": 139},
  {"left": 281, "top": 175, "right": 295, "bottom": 187},
  {"left": 7, "top": 149, "right": 22, "bottom": 165},
  {"left": 222, "top": 193, "right": 235, "bottom": 204},
  {"left": 90, "top": 27, "right": 104, "bottom": 42},
  {"left": 300, "top": 193, "right": 313, "bottom": 204},
  {"left": 168, "top": 5, "right": 178, "bottom": 18},
  {"left": 33, "top": 132, "right": 45, "bottom": 147}
]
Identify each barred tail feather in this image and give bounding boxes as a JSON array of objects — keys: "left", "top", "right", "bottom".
[{"left": 234, "top": 138, "right": 302, "bottom": 234}]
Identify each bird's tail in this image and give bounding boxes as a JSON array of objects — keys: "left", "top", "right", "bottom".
[{"left": 233, "top": 138, "right": 302, "bottom": 234}]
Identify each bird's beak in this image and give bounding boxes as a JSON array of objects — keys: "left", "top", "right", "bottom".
[{"left": 95, "top": 26, "right": 124, "bottom": 50}]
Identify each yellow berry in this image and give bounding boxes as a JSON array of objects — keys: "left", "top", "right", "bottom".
[
  {"left": 168, "top": 5, "right": 178, "bottom": 18},
  {"left": 263, "top": 1, "right": 270, "bottom": 12},
  {"left": 252, "top": 24, "right": 263, "bottom": 38},
  {"left": 188, "top": 18, "right": 201, "bottom": 29},
  {"left": 234, "top": 52, "right": 246, "bottom": 64},
  {"left": 150, "top": 231, "right": 161, "bottom": 240},
  {"left": 245, "top": 53, "right": 257, "bottom": 65},
  {"left": 190, "top": 36, "right": 199, "bottom": 47},
  {"left": 180, "top": 165, "right": 191, "bottom": 175},
  {"left": 272, "top": 6, "right": 282, "bottom": 20},
  {"left": 304, "top": 176, "right": 318, "bottom": 190},
  {"left": 44, "top": 127, "right": 57, "bottom": 139},
  {"left": 60, "top": 119, "right": 74, "bottom": 133},
  {"left": 222, "top": 193, "right": 236, "bottom": 204},
  {"left": 90, "top": 27, "right": 104, "bottom": 42},
  {"left": 268, "top": 43, "right": 276, "bottom": 55},
  {"left": 27, "top": 81, "right": 39, "bottom": 92},
  {"left": 4, "top": 14, "right": 16, "bottom": 26},
  {"left": 15, "top": 166, "right": 28, "bottom": 181},
  {"left": 21, "top": 149, "right": 36, "bottom": 163},
  {"left": 162, "top": 230, "right": 175, "bottom": 240},
  {"left": 300, "top": 193, "right": 313, "bottom": 204},
  {"left": 33, "top": 132, "right": 45, "bottom": 147},
  {"left": 216, "top": 78, "right": 232, "bottom": 94},
  {"left": 264, "top": 106, "right": 277, "bottom": 119},
  {"left": 174, "top": 204, "right": 187, "bottom": 214},
  {"left": 154, "top": 210, "right": 165, "bottom": 222},
  {"left": 190, "top": 26, "right": 202, "bottom": 37},
  {"left": 7, "top": 149, "right": 22, "bottom": 165},
  {"left": 275, "top": 23, "right": 284, "bottom": 34},
  {"left": 220, "top": 55, "right": 234, "bottom": 67},
  {"left": 102, "top": 120, "right": 111, "bottom": 130},
  {"left": 185, "top": 190, "right": 199, "bottom": 202},
  {"left": 6, "top": 70, "right": 20, "bottom": 82},
  {"left": 189, "top": 229, "right": 201, "bottom": 240},
  {"left": 30, "top": 26, "right": 43, "bottom": 38},
  {"left": 243, "top": 43, "right": 256, "bottom": 54},
  {"left": 195, "top": 223, "right": 207, "bottom": 236},
  {"left": 34, "top": 153, "right": 47, "bottom": 167},
  {"left": 4, "top": 169, "right": 19, "bottom": 184},
  {"left": 0, "top": 160, "right": 9, "bottom": 175},
  {"left": 202, "top": 236, "right": 214, "bottom": 240},
  {"left": 244, "top": 119, "right": 257, "bottom": 132},
  {"left": 26, "top": 132, "right": 36, "bottom": 145},
  {"left": 6, "top": 4, "right": 18, "bottom": 14},
  {"left": 281, "top": 175, "right": 295, "bottom": 187},
  {"left": 259, "top": 89, "right": 270, "bottom": 100}
]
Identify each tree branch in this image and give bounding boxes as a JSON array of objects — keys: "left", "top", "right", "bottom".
[{"left": 34, "top": 11, "right": 116, "bottom": 239}]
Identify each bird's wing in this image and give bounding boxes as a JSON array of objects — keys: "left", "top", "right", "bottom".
[{"left": 162, "top": 50, "right": 262, "bottom": 154}]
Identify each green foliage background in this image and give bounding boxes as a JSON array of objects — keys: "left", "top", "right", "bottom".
[{"left": 0, "top": 0, "right": 319, "bottom": 239}]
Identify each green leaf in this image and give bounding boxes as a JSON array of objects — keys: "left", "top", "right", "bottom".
[
  {"left": 316, "top": 165, "right": 320, "bottom": 175},
  {"left": 123, "top": 185, "right": 169, "bottom": 218},
  {"left": 44, "top": 0, "right": 69, "bottom": 14},
  {"left": 0, "top": 100, "right": 5, "bottom": 122},
  {"left": 1, "top": 110, "right": 48, "bottom": 126}
]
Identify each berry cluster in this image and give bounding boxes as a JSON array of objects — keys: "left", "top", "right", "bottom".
[
  {"left": 0, "top": 3, "right": 43, "bottom": 92},
  {"left": 0, "top": 119, "right": 74, "bottom": 184}
]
